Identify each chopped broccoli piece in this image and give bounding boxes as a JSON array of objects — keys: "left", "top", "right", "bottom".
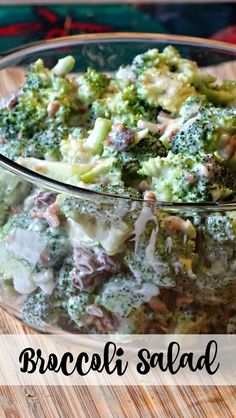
[
  {"left": 90, "top": 84, "right": 157, "bottom": 128},
  {"left": 83, "top": 117, "right": 112, "bottom": 155},
  {"left": 137, "top": 67, "right": 197, "bottom": 113},
  {"left": 172, "top": 100, "right": 236, "bottom": 156},
  {"left": 65, "top": 293, "right": 92, "bottom": 325},
  {"left": 102, "top": 132, "right": 167, "bottom": 179},
  {"left": 139, "top": 151, "right": 235, "bottom": 202},
  {"left": 133, "top": 46, "right": 201, "bottom": 113},
  {"left": 22, "top": 291, "right": 54, "bottom": 330},
  {"left": 95, "top": 273, "right": 159, "bottom": 317},
  {"left": 195, "top": 78, "right": 236, "bottom": 106},
  {"left": 76, "top": 67, "right": 110, "bottom": 106},
  {"left": 205, "top": 213, "right": 236, "bottom": 242},
  {"left": 131, "top": 48, "right": 161, "bottom": 75},
  {"left": 56, "top": 258, "right": 75, "bottom": 299},
  {"left": 0, "top": 168, "right": 31, "bottom": 225},
  {"left": 0, "top": 56, "right": 80, "bottom": 160},
  {"left": 0, "top": 211, "right": 70, "bottom": 269},
  {"left": 22, "top": 289, "right": 62, "bottom": 330}
]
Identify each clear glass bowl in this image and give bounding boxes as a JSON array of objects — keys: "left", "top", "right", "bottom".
[{"left": 0, "top": 33, "right": 235, "bottom": 334}]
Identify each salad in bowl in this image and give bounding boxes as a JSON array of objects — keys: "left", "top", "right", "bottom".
[{"left": 0, "top": 34, "right": 235, "bottom": 334}]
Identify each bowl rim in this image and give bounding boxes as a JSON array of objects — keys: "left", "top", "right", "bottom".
[{"left": 0, "top": 32, "right": 236, "bottom": 210}]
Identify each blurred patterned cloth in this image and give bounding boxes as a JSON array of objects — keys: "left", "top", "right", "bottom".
[{"left": 0, "top": 3, "right": 235, "bottom": 54}]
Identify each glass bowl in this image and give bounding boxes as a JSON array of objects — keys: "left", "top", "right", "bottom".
[{"left": 0, "top": 33, "right": 235, "bottom": 334}]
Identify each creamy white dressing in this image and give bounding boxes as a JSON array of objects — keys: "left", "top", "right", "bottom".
[{"left": 6, "top": 228, "right": 47, "bottom": 266}]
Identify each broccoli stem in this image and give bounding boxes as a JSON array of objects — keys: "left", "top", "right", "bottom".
[
  {"left": 80, "top": 158, "right": 114, "bottom": 183},
  {"left": 52, "top": 56, "right": 75, "bottom": 77},
  {"left": 83, "top": 117, "right": 112, "bottom": 155},
  {"left": 133, "top": 128, "right": 149, "bottom": 145}
]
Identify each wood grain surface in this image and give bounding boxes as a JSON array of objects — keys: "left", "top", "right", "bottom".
[{"left": 0, "top": 308, "right": 235, "bottom": 418}]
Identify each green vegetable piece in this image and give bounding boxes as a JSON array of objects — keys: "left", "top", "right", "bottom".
[
  {"left": 80, "top": 158, "right": 114, "bottom": 184},
  {"left": 52, "top": 56, "right": 75, "bottom": 76},
  {"left": 17, "top": 157, "right": 96, "bottom": 184},
  {"left": 77, "top": 67, "right": 109, "bottom": 106},
  {"left": 83, "top": 117, "right": 112, "bottom": 155}
]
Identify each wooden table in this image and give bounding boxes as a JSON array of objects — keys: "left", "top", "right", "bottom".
[{"left": 0, "top": 309, "right": 235, "bottom": 418}]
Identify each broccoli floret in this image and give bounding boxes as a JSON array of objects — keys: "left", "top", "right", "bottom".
[
  {"left": 195, "top": 77, "right": 236, "bottom": 106},
  {"left": 0, "top": 168, "right": 31, "bottom": 225},
  {"left": 56, "top": 258, "right": 75, "bottom": 299},
  {"left": 102, "top": 132, "right": 166, "bottom": 179},
  {"left": 1, "top": 211, "right": 70, "bottom": 269},
  {"left": 0, "top": 57, "right": 79, "bottom": 160},
  {"left": 59, "top": 184, "right": 138, "bottom": 223},
  {"left": 56, "top": 257, "right": 94, "bottom": 326},
  {"left": 90, "top": 84, "right": 157, "bottom": 128},
  {"left": 59, "top": 192, "right": 133, "bottom": 256},
  {"left": 139, "top": 151, "right": 235, "bottom": 202},
  {"left": 172, "top": 100, "right": 236, "bottom": 156},
  {"left": 22, "top": 126, "right": 64, "bottom": 160},
  {"left": 90, "top": 183, "right": 141, "bottom": 199},
  {"left": 76, "top": 67, "right": 110, "bottom": 106},
  {"left": 133, "top": 46, "right": 200, "bottom": 113},
  {"left": 95, "top": 273, "right": 159, "bottom": 317},
  {"left": 137, "top": 67, "right": 197, "bottom": 113},
  {"left": 65, "top": 292, "right": 92, "bottom": 326},
  {"left": 21, "top": 290, "right": 65, "bottom": 331},
  {"left": 205, "top": 213, "right": 236, "bottom": 242},
  {"left": 131, "top": 48, "right": 161, "bottom": 75},
  {"left": 124, "top": 244, "right": 175, "bottom": 287}
]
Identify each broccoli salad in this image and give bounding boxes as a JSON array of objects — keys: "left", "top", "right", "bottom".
[{"left": 0, "top": 46, "right": 236, "bottom": 333}]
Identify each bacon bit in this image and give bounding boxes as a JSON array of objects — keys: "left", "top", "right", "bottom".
[
  {"left": 11, "top": 206, "right": 22, "bottom": 216},
  {"left": 137, "top": 119, "right": 161, "bottom": 133},
  {"left": 198, "top": 164, "right": 212, "bottom": 178},
  {"left": 168, "top": 127, "right": 179, "bottom": 142},
  {"left": 72, "top": 247, "right": 120, "bottom": 291},
  {"left": 144, "top": 191, "right": 157, "bottom": 208},
  {"left": 176, "top": 295, "right": 194, "bottom": 306},
  {"left": 35, "top": 191, "right": 57, "bottom": 209},
  {"left": 32, "top": 202, "right": 60, "bottom": 228},
  {"left": 93, "top": 309, "right": 120, "bottom": 332},
  {"left": 157, "top": 111, "right": 172, "bottom": 124},
  {"left": 144, "top": 191, "right": 157, "bottom": 202},
  {"left": 0, "top": 137, "right": 6, "bottom": 145},
  {"left": 164, "top": 216, "right": 186, "bottom": 234},
  {"left": 107, "top": 84, "right": 116, "bottom": 93},
  {"left": 47, "top": 100, "right": 61, "bottom": 117},
  {"left": 185, "top": 172, "right": 198, "bottom": 184},
  {"left": 31, "top": 211, "right": 44, "bottom": 220},
  {"left": 148, "top": 296, "right": 168, "bottom": 313},
  {"left": 223, "top": 135, "right": 236, "bottom": 160},
  {"left": 44, "top": 202, "right": 60, "bottom": 228},
  {"left": 39, "top": 251, "right": 52, "bottom": 266},
  {"left": 86, "top": 304, "right": 104, "bottom": 317},
  {"left": 78, "top": 105, "right": 89, "bottom": 115},
  {"left": 138, "top": 180, "right": 150, "bottom": 193},
  {"left": 7, "top": 94, "right": 18, "bottom": 111}
]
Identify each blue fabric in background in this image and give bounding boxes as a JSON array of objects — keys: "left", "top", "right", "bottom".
[{"left": 0, "top": 3, "right": 235, "bottom": 54}]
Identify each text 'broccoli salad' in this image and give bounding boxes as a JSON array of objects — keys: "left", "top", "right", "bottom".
[{"left": 0, "top": 46, "right": 235, "bottom": 333}]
